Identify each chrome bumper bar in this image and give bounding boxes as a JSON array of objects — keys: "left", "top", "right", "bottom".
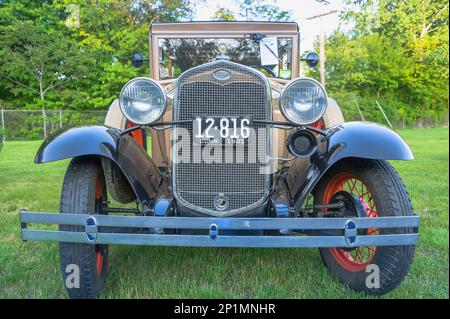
[{"left": 19, "top": 210, "right": 419, "bottom": 248}]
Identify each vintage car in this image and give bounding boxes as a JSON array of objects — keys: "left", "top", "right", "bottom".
[{"left": 20, "top": 22, "right": 419, "bottom": 298}]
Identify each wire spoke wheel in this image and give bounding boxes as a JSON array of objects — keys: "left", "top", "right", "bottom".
[
  {"left": 314, "top": 159, "right": 416, "bottom": 294},
  {"left": 323, "top": 172, "right": 379, "bottom": 271}
]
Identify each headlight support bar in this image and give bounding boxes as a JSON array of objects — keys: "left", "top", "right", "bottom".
[{"left": 119, "top": 119, "right": 328, "bottom": 137}]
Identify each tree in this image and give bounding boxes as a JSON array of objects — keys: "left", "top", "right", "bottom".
[
  {"left": 0, "top": 21, "right": 90, "bottom": 101},
  {"left": 237, "top": 0, "right": 291, "bottom": 21},
  {"left": 212, "top": 8, "right": 235, "bottom": 21},
  {"left": 0, "top": 6, "right": 93, "bottom": 136},
  {"left": 0, "top": 0, "right": 203, "bottom": 112},
  {"left": 52, "top": 0, "right": 203, "bottom": 108},
  {"left": 213, "top": 0, "right": 291, "bottom": 22},
  {"left": 312, "top": 0, "right": 449, "bottom": 127}
]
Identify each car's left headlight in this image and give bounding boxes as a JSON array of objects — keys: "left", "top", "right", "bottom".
[
  {"left": 119, "top": 77, "right": 166, "bottom": 125},
  {"left": 280, "top": 78, "right": 327, "bottom": 125}
]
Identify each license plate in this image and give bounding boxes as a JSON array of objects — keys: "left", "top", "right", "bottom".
[{"left": 193, "top": 116, "right": 252, "bottom": 145}]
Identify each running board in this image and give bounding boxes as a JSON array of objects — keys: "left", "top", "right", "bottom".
[{"left": 19, "top": 210, "right": 419, "bottom": 248}]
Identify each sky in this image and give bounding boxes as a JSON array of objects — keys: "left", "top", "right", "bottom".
[{"left": 194, "top": 0, "right": 346, "bottom": 53}]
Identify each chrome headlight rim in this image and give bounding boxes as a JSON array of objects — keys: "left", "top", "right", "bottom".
[
  {"left": 119, "top": 77, "right": 167, "bottom": 125},
  {"left": 280, "top": 77, "right": 328, "bottom": 125}
]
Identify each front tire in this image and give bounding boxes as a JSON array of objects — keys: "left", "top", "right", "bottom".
[
  {"left": 59, "top": 158, "right": 108, "bottom": 299},
  {"left": 314, "top": 158, "right": 415, "bottom": 295}
]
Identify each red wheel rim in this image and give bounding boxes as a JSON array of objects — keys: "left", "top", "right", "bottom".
[
  {"left": 323, "top": 172, "right": 379, "bottom": 272},
  {"left": 95, "top": 247, "right": 103, "bottom": 275},
  {"left": 94, "top": 178, "right": 104, "bottom": 276}
]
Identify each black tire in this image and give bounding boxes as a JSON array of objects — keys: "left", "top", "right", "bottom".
[
  {"left": 314, "top": 158, "right": 415, "bottom": 295},
  {"left": 59, "top": 158, "right": 108, "bottom": 299}
]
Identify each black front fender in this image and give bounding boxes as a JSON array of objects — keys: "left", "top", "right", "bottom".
[
  {"left": 289, "top": 122, "right": 413, "bottom": 213},
  {"left": 325, "top": 122, "right": 413, "bottom": 163},
  {"left": 35, "top": 126, "right": 161, "bottom": 210}
]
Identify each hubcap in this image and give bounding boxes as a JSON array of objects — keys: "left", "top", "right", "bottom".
[{"left": 323, "top": 172, "right": 379, "bottom": 272}]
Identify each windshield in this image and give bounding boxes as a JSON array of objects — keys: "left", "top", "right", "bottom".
[{"left": 157, "top": 37, "right": 293, "bottom": 80}]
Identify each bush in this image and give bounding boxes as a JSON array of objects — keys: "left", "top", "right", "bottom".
[
  {"left": 331, "top": 91, "right": 448, "bottom": 128},
  {"left": 1, "top": 110, "right": 107, "bottom": 141}
]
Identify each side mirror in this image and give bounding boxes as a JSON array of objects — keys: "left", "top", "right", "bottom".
[
  {"left": 131, "top": 52, "right": 148, "bottom": 68},
  {"left": 302, "top": 52, "right": 320, "bottom": 68}
]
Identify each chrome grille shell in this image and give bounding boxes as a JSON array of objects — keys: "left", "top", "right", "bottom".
[{"left": 172, "top": 60, "right": 272, "bottom": 217}]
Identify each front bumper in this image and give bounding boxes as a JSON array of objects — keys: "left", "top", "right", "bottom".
[{"left": 19, "top": 210, "right": 419, "bottom": 248}]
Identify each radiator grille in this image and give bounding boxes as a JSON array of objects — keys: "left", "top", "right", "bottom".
[{"left": 173, "top": 61, "right": 271, "bottom": 215}]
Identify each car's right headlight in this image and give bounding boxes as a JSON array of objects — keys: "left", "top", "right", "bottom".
[
  {"left": 280, "top": 78, "right": 328, "bottom": 125},
  {"left": 119, "top": 77, "right": 166, "bottom": 125}
]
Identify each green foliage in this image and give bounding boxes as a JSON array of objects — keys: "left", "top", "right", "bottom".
[
  {"left": 213, "top": 0, "right": 291, "bottom": 22},
  {"left": 0, "top": 0, "right": 447, "bottom": 128},
  {"left": 0, "top": 0, "right": 201, "bottom": 110},
  {"left": 0, "top": 109, "right": 107, "bottom": 140},
  {"left": 0, "top": 2, "right": 93, "bottom": 110},
  {"left": 236, "top": 0, "right": 291, "bottom": 22},
  {"left": 212, "top": 8, "right": 235, "bottom": 21},
  {"left": 309, "top": 0, "right": 449, "bottom": 127}
]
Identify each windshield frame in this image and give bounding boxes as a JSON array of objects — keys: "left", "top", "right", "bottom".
[{"left": 150, "top": 23, "right": 300, "bottom": 82}]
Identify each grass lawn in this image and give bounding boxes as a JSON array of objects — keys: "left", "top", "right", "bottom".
[{"left": 0, "top": 128, "right": 448, "bottom": 298}]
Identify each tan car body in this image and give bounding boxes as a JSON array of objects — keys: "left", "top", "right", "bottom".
[{"left": 105, "top": 21, "right": 344, "bottom": 167}]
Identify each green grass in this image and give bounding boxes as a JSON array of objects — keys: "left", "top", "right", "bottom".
[{"left": 0, "top": 128, "right": 448, "bottom": 298}]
